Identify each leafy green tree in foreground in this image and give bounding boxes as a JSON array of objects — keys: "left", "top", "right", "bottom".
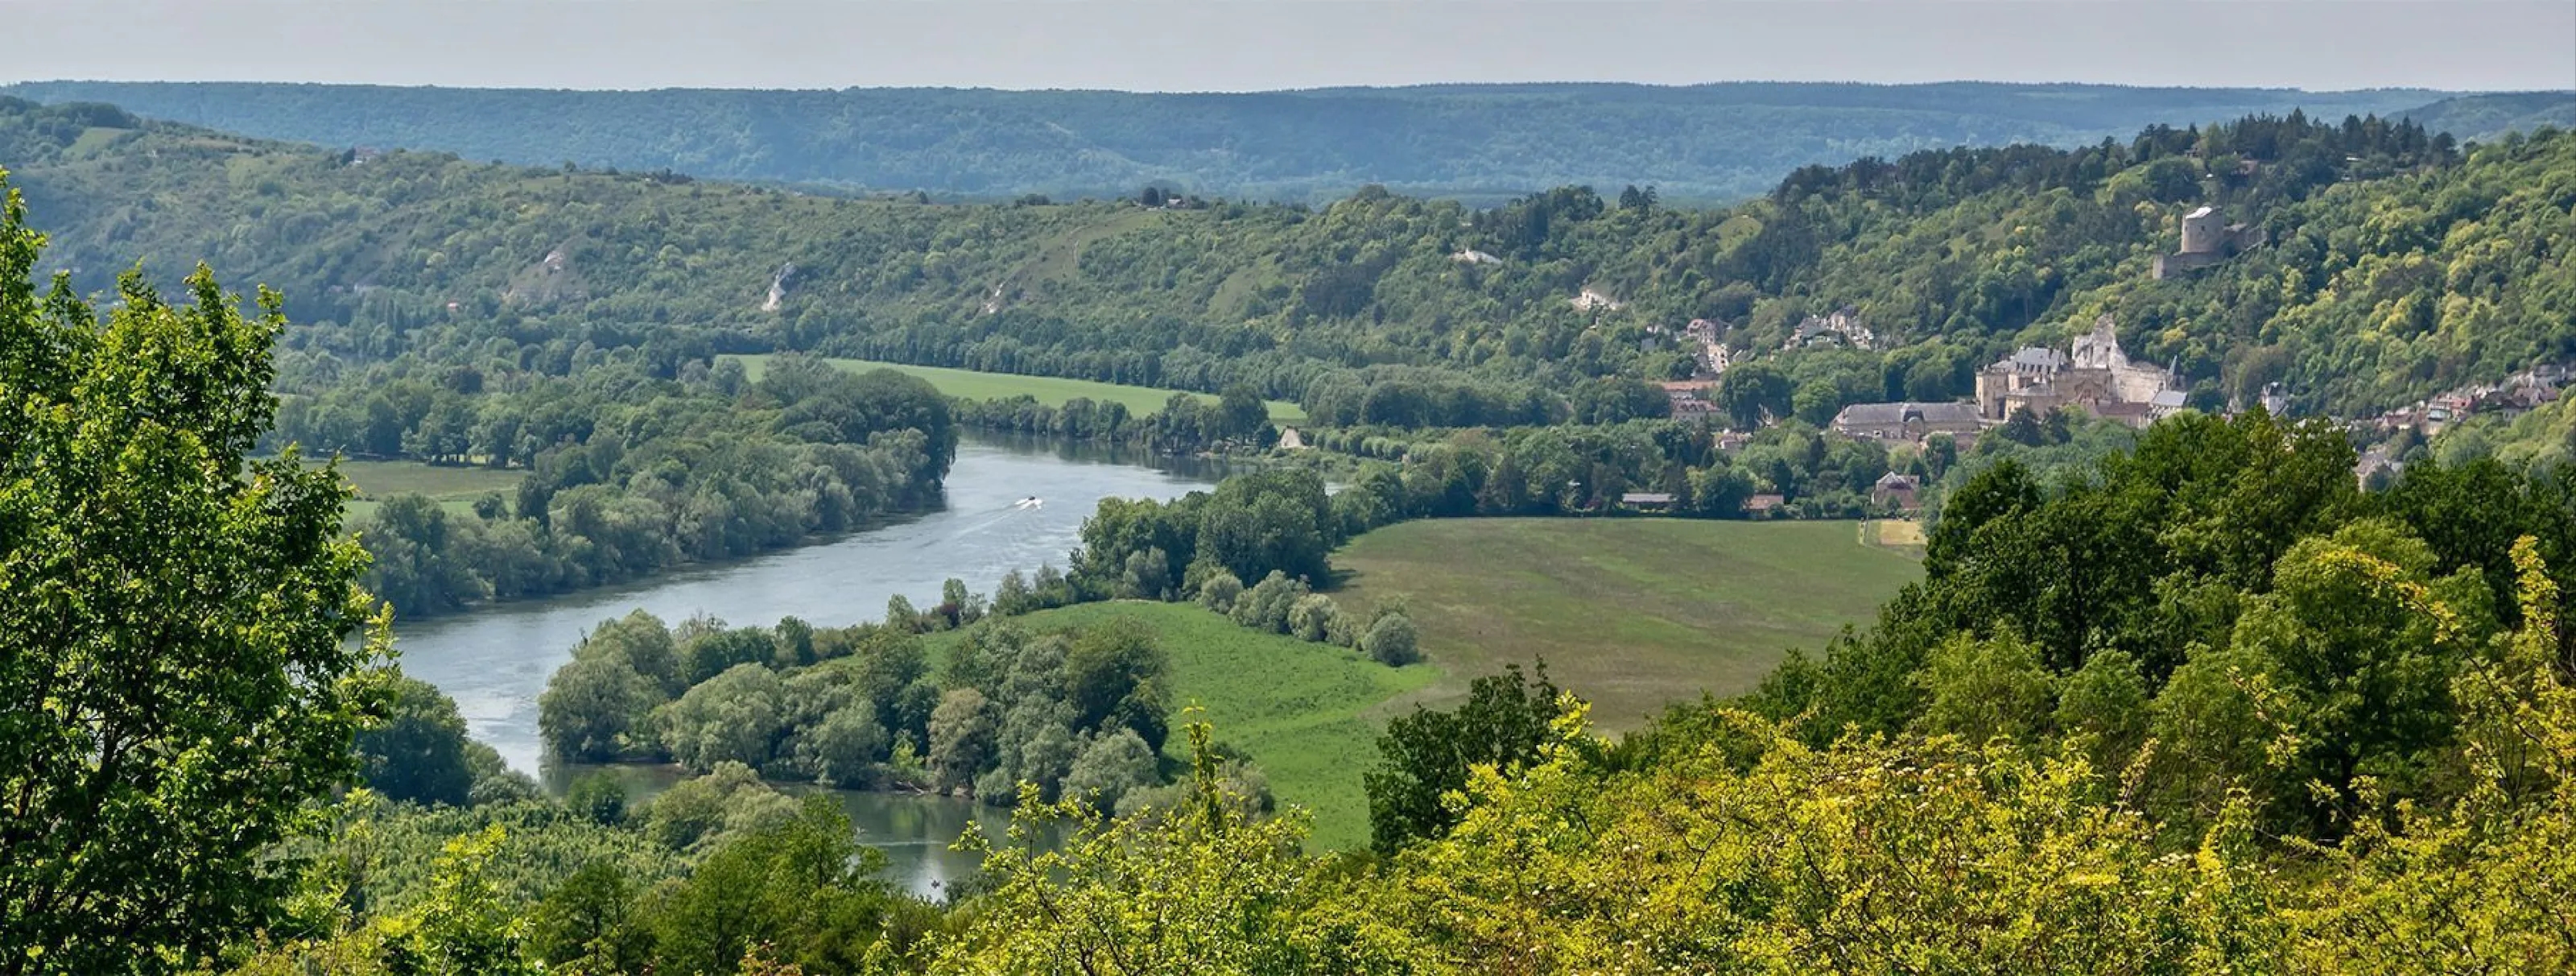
[
  {"left": 1363, "top": 663, "right": 1565, "bottom": 855},
  {"left": 0, "top": 174, "right": 390, "bottom": 974}
]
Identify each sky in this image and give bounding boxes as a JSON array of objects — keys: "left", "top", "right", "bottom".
[{"left": 4, "top": 1, "right": 2572, "bottom": 93}]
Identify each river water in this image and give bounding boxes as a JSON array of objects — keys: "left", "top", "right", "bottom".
[{"left": 390, "top": 432, "right": 1226, "bottom": 896}]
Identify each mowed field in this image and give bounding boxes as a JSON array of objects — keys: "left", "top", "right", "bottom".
[
  {"left": 724, "top": 354, "right": 1307, "bottom": 423},
  {"left": 1331, "top": 519, "right": 1922, "bottom": 730},
  {"left": 927, "top": 601, "right": 1434, "bottom": 850},
  {"left": 328, "top": 459, "right": 523, "bottom": 523}
]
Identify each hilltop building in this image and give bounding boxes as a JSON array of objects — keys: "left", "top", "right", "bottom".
[
  {"left": 1973, "top": 314, "right": 2181, "bottom": 427},
  {"left": 2153, "top": 205, "right": 2266, "bottom": 279}
]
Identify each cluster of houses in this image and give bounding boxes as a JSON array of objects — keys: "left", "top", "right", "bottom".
[
  {"left": 1785, "top": 308, "right": 1877, "bottom": 350},
  {"left": 2363, "top": 365, "right": 2566, "bottom": 436}
]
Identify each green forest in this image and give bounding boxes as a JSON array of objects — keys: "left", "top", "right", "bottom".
[
  {"left": 8, "top": 82, "right": 2576, "bottom": 972},
  {"left": 0, "top": 81, "right": 2511, "bottom": 202}
]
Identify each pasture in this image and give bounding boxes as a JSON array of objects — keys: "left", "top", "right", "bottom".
[
  {"left": 1331, "top": 518, "right": 1922, "bottom": 731},
  {"left": 327, "top": 459, "right": 523, "bottom": 523},
  {"left": 724, "top": 354, "right": 1307, "bottom": 423}
]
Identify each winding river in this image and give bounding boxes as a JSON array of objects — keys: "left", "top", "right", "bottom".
[{"left": 391, "top": 432, "right": 1227, "bottom": 896}]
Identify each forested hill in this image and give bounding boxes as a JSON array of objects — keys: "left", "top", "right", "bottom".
[
  {"left": 1, "top": 96, "right": 2569, "bottom": 423},
  {"left": 0, "top": 80, "right": 2458, "bottom": 202},
  {"left": 2401, "top": 91, "right": 2576, "bottom": 143}
]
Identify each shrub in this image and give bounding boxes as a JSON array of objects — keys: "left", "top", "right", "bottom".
[{"left": 1363, "top": 612, "right": 1421, "bottom": 666}]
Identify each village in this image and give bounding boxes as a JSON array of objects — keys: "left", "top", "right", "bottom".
[{"left": 1644, "top": 298, "right": 2568, "bottom": 517}]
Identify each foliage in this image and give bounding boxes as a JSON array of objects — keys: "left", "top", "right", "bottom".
[
  {"left": 1364, "top": 664, "right": 1567, "bottom": 856},
  {"left": 0, "top": 174, "right": 393, "bottom": 974},
  {"left": 932, "top": 722, "right": 1422, "bottom": 974}
]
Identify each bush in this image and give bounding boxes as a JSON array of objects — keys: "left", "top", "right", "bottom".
[
  {"left": 1195, "top": 570, "right": 1245, "bottom": 613},
  {"left": 1289, "top": 593, "right": 1342, "bottom": 643},
  {"left": 1062, "top": 729, "right": 1161, "bottom": 812},
  {"left": 1230, "top": 571, "right": 1307, "bottom": 633},
  {"left": 1363, "top": 612, "right": 1422, "bottom": 666}
]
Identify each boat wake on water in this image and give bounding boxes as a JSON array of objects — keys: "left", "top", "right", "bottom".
[{"left": 916, "top": 498, "right": 1044, "bottom": 548}]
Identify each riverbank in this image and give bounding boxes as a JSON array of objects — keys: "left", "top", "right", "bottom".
[{"left": 391, "top": 433, "right": 1230, "bottom": 775}]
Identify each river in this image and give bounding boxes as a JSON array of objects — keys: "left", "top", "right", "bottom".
[{"left": 391, "top": 432, "right": 1227, "bottom": 896}]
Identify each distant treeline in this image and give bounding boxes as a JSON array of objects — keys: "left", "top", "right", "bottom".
[{"left": 0, "top": 81, "right": 2453, "bottom": 201}]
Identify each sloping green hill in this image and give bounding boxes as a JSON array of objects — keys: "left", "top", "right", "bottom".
[
  {"left": 0, "top": 81, "right": 2447, "bottom": 203},
  {"left": 2402, "top": 91, "right": 2576, "bottom": 143},
  {"left": 2, "top": 95, "right": 2567, "bottom": 428}
]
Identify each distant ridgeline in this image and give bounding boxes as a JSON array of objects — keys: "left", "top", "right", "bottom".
[{"left": 0, "top": 80, "right": 2513, "bottom": 203}]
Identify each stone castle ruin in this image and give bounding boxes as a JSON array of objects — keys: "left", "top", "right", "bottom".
[{"left": 2152, "top": 205, "right": 2265, "bottom": 279}]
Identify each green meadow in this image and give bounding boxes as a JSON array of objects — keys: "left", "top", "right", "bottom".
[
  {"left": 1331, "top": 518, "right": 1922, "bottom": 730},
  {"left": 327, "top": 459, "right": 524, "bottom": 523},
  {"left": 724, "top": 354, "right": 1307, "bottom": 423}
]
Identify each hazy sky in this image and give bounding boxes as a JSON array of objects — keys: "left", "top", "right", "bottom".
[{"left": 6, "top": 1, "right": 2572, "bottom": 93}]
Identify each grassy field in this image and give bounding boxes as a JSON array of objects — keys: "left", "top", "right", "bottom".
[
  {"left": 327, "top": 459, "right": 523, "bottom": 523},
  {"left": 724, "top": 354, "right": 1307, "bottom": 423},
  {"left": 1331, "top": 519, "right": 1922, "bottom": 731},
  {"left": 929, "top": 601, "right": 1434, "bottom": 850},
  {"left": 1863, "top": 518, "right": 1929, "bottom": 556}
]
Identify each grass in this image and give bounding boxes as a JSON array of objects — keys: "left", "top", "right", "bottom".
[
  {"left": 325, "top": 459, "right": 523, "bottom": 523},
  {"left": 1331, "top": 519, "right": 1922, "bottom": 731},
  {"left": 724, "top": 354, "right": 1307, "bottom": 424},
  {"left": 1861, "top": 518, "right": 1930, "bottom": 558},
  {"left": 928, "top": 601, "right": 1435, "bottom": 850}
]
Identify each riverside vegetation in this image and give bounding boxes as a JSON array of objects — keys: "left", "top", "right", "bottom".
[{"left": 8, "top": 92, "right": 2576, "bottom": 973}]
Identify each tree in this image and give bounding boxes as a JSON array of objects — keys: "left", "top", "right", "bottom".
[
  {"left": 661, "top": 664, "right": 787, "bottom": 772},
  {"left": 1364, "top": 664, "right": 1566, "bottom": 855},
  {"left": 935, "top": 721, "right": 1414, "bottom": 973},
  {"left": 539, "top": 654, "right": 661, "bottom": 762},
  {"left": 1062, "top": 618, "right": 1173, "bottom": 751},
  {"left": 0, "top": 180, "right": 393, "bottom": 973},
  {"left": 928, "top": 689, "right": 1001, "bottom": 792},
  {"left": 1912, "top": 631, "right": 2056, "bottom": 744},
  {"left": 1718, "top": 361, "right": 1793, "bottom": 429},
  {"left": 357, "top": 676, "right": 478, "bottom": 807},
  {"left": 1216, "top": 383, "right": 1269, "bottom": 442},
  {"left": 646, "top": 796, "right": 902, "bottom": 974},
  {"left": 564, "top": 772, "right": 630, "bottom": 826}
]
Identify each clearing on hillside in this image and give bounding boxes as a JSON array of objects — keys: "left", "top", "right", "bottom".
[
  {"left": 724, "top": 354, "right": 1307, "bottom": 423},
  {"left": 1332, "top": 519, "right": 1921, "bottom": 730},
  {"left": 324, "top": 459, "right": 524, "bottom": 523},
  {"left": 927, "top": 600, "right": 1433, "bottom": 851}
]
